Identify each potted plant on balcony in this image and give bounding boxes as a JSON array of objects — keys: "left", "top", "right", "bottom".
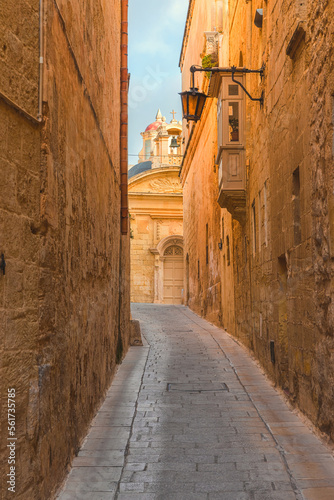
[{"left": 229, "top": 117, "right": 239, "bottom": 141}]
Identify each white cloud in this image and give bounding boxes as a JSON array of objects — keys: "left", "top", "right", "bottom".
[{"left": 168, "top": 0, "right": 189, "bottom": 22}]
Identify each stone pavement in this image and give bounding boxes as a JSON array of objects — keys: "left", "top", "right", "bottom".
[{"left": 58, "top": 304, "right": 334, "bottom": 500}]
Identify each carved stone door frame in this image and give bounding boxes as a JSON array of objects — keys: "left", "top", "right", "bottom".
[{"left": 150, "top": 235, "right": 184, "bottom": 303}]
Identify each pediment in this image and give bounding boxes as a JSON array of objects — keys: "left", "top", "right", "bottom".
[{"left": 128, "top": 168, "right": 182, "bottom": 194}]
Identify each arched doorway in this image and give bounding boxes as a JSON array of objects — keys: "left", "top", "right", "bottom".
[{"left": 163, "top": 245, "right": 184, "bottom": 305}]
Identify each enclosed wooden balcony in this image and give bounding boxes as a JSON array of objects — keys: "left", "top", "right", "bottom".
[{"left": 217, "top": 149, "right": 246, "bottom": 225}]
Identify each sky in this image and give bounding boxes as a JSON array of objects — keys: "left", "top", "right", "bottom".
[{"left": 128, "top": 0, "right": 189, "bottom": 165}]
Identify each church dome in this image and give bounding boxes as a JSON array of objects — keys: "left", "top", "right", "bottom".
[
  {"left": 145, "top": 121, "right": 161, "bottom": 132},
  {"left": 128, "top": 160, "right": 152, "bottom": 179},
  {"left": 144, "top": 109, "right": 163, "bottom": 133}
]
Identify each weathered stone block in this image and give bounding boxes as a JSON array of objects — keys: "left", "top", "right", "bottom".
[
  {"left": 0, "top": 159, "right": 17, "bottom": 211},
  {"left": 6, "top": 309, "right": 39, "bottom": 350},
  {"left": 17, "top": 168, "right": 40, "bottom": 218}
]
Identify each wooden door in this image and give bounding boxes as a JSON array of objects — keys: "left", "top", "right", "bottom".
[{"left": 163, "top": 246, "right": 184, "bottom": 305}]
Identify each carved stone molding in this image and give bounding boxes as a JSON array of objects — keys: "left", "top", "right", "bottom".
[
  {"left": 149, "top": 178, "right": 182, "bottom": 193},
  {"left": 204, "top": 31, "right": 219, "bottom": 58}
]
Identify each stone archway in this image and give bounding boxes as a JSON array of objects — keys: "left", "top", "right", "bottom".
[{"left": 150, "top": 235, "right": 184, "bottom": 304}]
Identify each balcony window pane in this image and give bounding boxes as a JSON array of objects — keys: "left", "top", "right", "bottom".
[
  {"left": 228, "top": 84, "right": 239, "bottom": 96},
  {"left": 228, "top": 102, "right": 239, "bottom": 142}
]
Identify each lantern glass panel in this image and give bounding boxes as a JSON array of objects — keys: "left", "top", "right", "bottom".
[
  {"left": 196, "top": 94, "right": 207, "bottom": 120},
  {"left": 188, "top": 93, "right": 199, "bottom": 117},
  {"left": 181, "top": 92, "right": 188, "bottom": 118}
]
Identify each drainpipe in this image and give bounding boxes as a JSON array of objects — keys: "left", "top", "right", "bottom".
[
  {"left": 120, "top": 0, "right": 128, "bottom": 234},
  {"left": 37, "top": 0, "right": 44, "bottom": 122},
  {"left": 246, "top": 0, "right": 255, "bottom": 349},
  {"left": 116, "top": 0, "right": 129, "bottom": 364}
]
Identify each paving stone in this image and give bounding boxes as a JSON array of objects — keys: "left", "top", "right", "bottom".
[
  {"left": 86, "top": 428, "right": 131, "bottom": 442},
  {"left": 118, "top": 494, "right": 207, "bottom": 500},
  {"left": 253, "top": 493, "right": 297, "bottom": 500},
  {"left": 208, "top": 493, "right": 251, "bottom": 500},
  {"left": 195, "top": 480, "right": 245, "bottom": 493},
  {"left": 72, "top": 456, "right": 125, "bottom": 467},
  {"left": 59, "top": 493, "right": 115, "bottom": 500},
  {"left": 67, "top": 466, "right": 122, "bottom": 482},
  {"left": 62, "top": 480, "right": 118, "bottom": 493},
  {"left": 58, "top": 305, "right": 334, "bottom": 499},
  {"left": 146, "top": 462, "right": 196, "bottom": 472},
  {"left": 123, "top": 463, "right": 146, "bottom": 472},
  {"left": 119, "top": 482, "right": 145, "bottom": 492}
]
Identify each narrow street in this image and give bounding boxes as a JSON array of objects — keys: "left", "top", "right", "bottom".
[{"left": 59, "top": 305, "right": 334, "bottom": 500}]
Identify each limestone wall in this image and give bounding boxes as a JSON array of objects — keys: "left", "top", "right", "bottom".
[
  {"left": 180, "top": 0, "right": 236, "bottom": 333},
  {"left": 181, "top": 0, "right": 334, "bottom": 439},
  {"left": 234, "top": 0, "right": 330, "bottom": 433},
  {"left": 304, "top": 0, "right": 334, "bottom": 436},
  {"left": 0, "top": 1, "right": 130, "bottom": 498}
]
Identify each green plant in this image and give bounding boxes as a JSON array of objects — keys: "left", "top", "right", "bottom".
[
  {"left": 202, "top": 54, "right": 218, "bottom": 79},
  {"left": 229, "top": 117, "right": 239, "bottom": 132}
]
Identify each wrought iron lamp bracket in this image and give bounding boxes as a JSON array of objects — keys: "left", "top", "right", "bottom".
[{"left": 190, "top": 64, "right": 265, "bottom": 106}]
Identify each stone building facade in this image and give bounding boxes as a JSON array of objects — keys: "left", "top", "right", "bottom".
[
  {"left": 0, "top": 1, "right": 130, "bottom": 498},
  {"left": 180, "top": 0, "right": 334, "bottom": 439},
  {"left": 129, "top": 111, "right": 184, "bottom": 304}
]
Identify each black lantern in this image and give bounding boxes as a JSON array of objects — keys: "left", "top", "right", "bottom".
[
  {"left": 179, "top": 87, "right": 207, "bottom": 122},
  {"left": 180, "top": 65, "right": 264, "bottom": 123}
]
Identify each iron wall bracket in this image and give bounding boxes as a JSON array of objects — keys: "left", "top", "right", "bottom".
[{"left": 190, "top": 64, "right": 265, "bottom": 106}]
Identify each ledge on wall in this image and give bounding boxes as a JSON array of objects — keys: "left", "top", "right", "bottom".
[
  {"left": 217, "top": 189, "right": 246, "bottom": 226},
  {"left": 130, "top": 320, "right": 143, "bottom": 346}
]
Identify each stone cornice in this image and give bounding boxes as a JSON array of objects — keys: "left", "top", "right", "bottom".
[
  {"left": 128, "top": 193, "right": 183, "bottom": 199},
  {"left": 128, "top": 167, "right": 181, "bottom": 186}
]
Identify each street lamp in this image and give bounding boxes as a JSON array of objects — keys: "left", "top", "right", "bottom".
[
  {"left": 179, "top": 87, "right": 207, "bottom": 122},
  {"left": 180, "top": 65, "right": 264, "bottom": 122}
]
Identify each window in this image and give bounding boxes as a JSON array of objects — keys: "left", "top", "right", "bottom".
[
  {"left": 278, "top": 254, "right": 288, "bottom": 293},
  {"left": 244, "top": 236, "right": 247, "bottom": 264},
  {"left": 217, "top": 98, "right": 223, "bottom": 164},
  {"left": 292, "top": 167, "right": 301, "bottom": 246},
  {"left": 228, "top": 85, "right": 239, "bottom": 96},
  {"left": 258, "top": 190, "right": 262, "bottom": 252},
  {"left": 221, "top": 76, "right": 244, "bottom": 147},
  {"left": 217, "top": 75, "right": 246, "bottom": 195},
  {"left": 145, "top": 140, "right": 151, "bottom": 159},
  {"left": 164, "top": 246, "right": 183, "bottom": 256},
  {"left": 226, "top": 235, "right": 231, "bottom": 266},
  {"left": 332, "top": 95, "right": 334, "bottom": 157},
  {"left": 228, "top": 102, "right": 240, "bottom": 142},
  {"left": 252, "top": 200, "right": 257, "bottom": 255},
  {"left": 264, "top": 181, "right": 268, "bottom": 247}
]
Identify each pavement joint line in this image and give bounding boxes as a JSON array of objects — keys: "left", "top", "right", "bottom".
[
  {"left": 178, "top": 306, "right": 304, "bottom": 500},
  {"left": 114, "top": 340, "right": 151, "bottom": 499}
]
